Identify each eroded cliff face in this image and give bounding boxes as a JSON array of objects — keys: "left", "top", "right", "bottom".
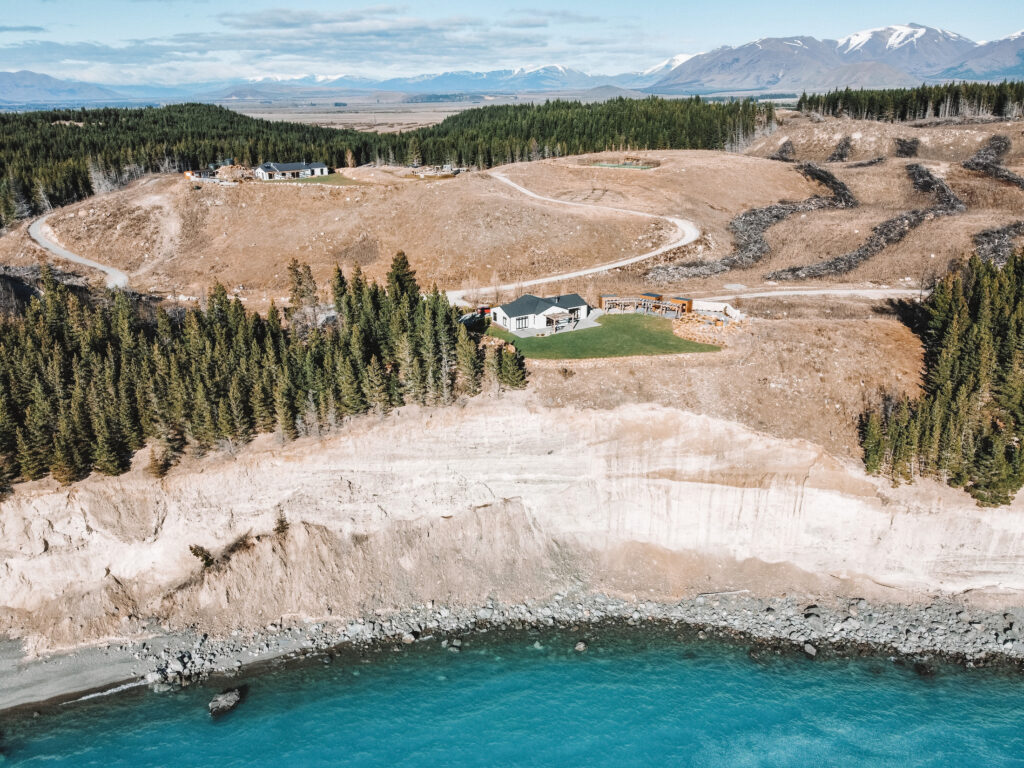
[{"left": 3, "top": 394, "right": 1024, "bottom": 652}]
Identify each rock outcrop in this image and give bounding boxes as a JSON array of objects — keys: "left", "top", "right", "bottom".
[{"left": 209, "top": 688, "right": 242, "bottom": 717}]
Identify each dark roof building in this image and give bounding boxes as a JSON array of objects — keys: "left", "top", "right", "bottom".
[
  {"left": 255, "top": 161, "right": 329, "bottom": 179},
  {"left": 491, "top": 293, "right": 591, "bottom": 335}
]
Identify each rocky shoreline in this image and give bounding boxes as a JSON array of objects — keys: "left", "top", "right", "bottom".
[{"left": 133, "top": 591, "right": 1024, "bottom": 692}]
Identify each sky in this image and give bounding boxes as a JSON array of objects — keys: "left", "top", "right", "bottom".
[{"left": 0, "top": 0, "right": 1021, "bottom": 84}]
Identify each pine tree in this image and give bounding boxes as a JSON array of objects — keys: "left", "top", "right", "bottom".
[
  {"left": 274, "top": 377, "right": 298, "bottom": 441},
  {"left": 229, "top": 374, "right": 253, "bottom": 441},
  {"left": 498, "top": 346, "right": 527, "bottom": 389},
  {"left": 50, "top": 413, "right": 85, "bottom": 484},
  {"left": 455, "top": 324, "right": 481, "bottom": 396},
  {"left": 364, "top": 355, "right": 391, "bottom": 414},
  {"left": 386, "top": 252, "right": 419, "bottom": 304},
  {"left": 0, "top": 381, "right": 17, "bottom": 481},
  {"left": 405, "top": 354, "right": 427, "bottom": 405},
  {"left": 93, "top": 408, "right": 128, "bottom": 475},
  {"left": 338, "top": 358, "right": 367, "bottom": 415},
  {"left": 861, "top": 411, "right": 884, "bottom": 475},
  {"left": 331, "top": 265, "right": 347, "bottom": 316},
  {"left": 17, "top": 380, "right": 54, "bottom": 480},
  {"left": 251, "top": 369, "right": 276, "bottom": 432}
]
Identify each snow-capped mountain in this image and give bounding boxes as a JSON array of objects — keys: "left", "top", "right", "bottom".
[
  {"left": 835, "top": 24, "right": 976, "bottom": 77},
  {"left": 642, "top": 54, "right": 696, "bottom": 78},
  {"left": 652, "top": 35, "right": 919, "bottom": 93},
  {"left": 937, "top": 29, "right": 1024, "bottom": 80},
  {"left": 6, "top": 22, "right": 1024, "bottom": 106},
  {"left": 371, "top": 66, "right": 602, "bottom": 93},
  {"left": 652, "top": 23, "right": 1020, "bottom": 94}
]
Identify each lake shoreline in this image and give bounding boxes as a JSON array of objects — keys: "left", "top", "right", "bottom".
[{"left": 5, "top": 590, "right": 1024, "bottom": 716}]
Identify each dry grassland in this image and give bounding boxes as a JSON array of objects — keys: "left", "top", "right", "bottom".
[{"left": 528, "top": 297, "right": 923, "bottom": 457}]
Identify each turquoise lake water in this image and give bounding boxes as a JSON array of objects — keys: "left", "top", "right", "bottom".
[{"left": 4, "top": 628, "right": 1024, "bottom": 767}]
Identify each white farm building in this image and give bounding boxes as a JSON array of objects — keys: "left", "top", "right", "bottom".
[
  {"left": 255, "top": 161, "right": 329, "bottom": 180},
  {"left": 491, "top": 293, "right": 591, "bottom": 337}
]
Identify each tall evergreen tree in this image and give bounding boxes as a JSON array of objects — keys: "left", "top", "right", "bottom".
[
  {"left": 386, "top": 252, "right": 420, "bottom": 304},
  {"left": 498, "top": 346, "right": 527, "bottom": 390},
  {"left": 330, "top": 265, "right": 348, "bottom": 316},
  {"left": 455, "top": 324, "right": 482, "bottom": 396}
]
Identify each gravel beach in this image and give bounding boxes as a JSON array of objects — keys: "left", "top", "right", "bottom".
[{"left": 6, "top": 590, "right": 1024, "bottom": 713}]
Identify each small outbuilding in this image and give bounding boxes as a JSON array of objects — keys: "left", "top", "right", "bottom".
[{"left": 491, "top": 293, "right": 590, "bottom": 336}]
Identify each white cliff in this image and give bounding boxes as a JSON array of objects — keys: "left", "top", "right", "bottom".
[{"left": 3, "top": 393, "right": 1024, "bottom": 653}]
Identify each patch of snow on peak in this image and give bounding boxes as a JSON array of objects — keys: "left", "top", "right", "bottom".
[
  {"left": 1004, "top": 29, "right": 1024, "bottom": 41},
  {"left": 886, "top": 25, "right": 927, "bottom": 49},
  {"left": 641, "top": 53, "right": 694, "bottom": 76},
  {"left": 837, "top": 24, "right": 932, "bottom": 53},
  {"left": 837, "top": 28, "right": 881, "bottom": 53},
  {"left": 521, "top": 64, "right": 568, "bottom": 74}
]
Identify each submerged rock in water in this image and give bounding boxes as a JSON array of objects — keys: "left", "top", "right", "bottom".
[
  {"left": 209, "top": 688, "right": 243, "bottom": 717},
  {"left": 574, "top": 641, "right": 588, "bottom": 653}
]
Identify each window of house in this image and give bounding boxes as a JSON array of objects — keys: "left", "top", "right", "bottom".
[{"left": 515, "top": 316, "right": 529, "bottom": 330}]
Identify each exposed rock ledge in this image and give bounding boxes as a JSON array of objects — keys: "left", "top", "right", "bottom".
[{"left": 2, "top": 393, "right": 1024, "bottom": 660}]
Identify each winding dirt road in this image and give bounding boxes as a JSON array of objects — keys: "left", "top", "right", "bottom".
[
  {"left": 23, "top": 183, "right": 926, "bottom": 307},
  {"left": 28, "top": 213, "right": 129, "bottom": 288},
  {"left": 447, "top": 172, "right": 702, "bottom": 303}
]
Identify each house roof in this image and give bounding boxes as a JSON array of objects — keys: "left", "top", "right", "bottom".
[
  {"left": 497, "top": 293, "right": 588, "bottom": 318},
  {"left": 547, "top": 293, "right": 587, "bottom": 308},
  {"left": 497, "top": 294, "right": 551, "bottom": 318},
  {"left": 258, "top": 161, "right": 328, "bottom": 172}
]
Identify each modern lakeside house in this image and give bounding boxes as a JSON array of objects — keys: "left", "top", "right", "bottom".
[
  {"left": 491, "top": 293, "right": 591, "bottom": 337},
  {"left": 254, "top": 161, "right": 330, "bottom": 180}
]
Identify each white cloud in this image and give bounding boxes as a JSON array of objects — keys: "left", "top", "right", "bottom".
[{"left": 0, "top": 4, "right": 668, "bottom": 83}]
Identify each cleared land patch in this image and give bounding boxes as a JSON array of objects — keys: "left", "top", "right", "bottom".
[
  {"left": 487, "top": 314, "right": 718, "bottom": 359},
  {"left": 766, "top": 163, "right": 965, "bottom": 281}
]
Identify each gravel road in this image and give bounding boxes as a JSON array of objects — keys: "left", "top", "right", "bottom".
[
  {"left": 28, "top": 213, "right": 129, "bottom": 288},
  {"left": 447, "top": 172, "right": 701, "bottom": 303}
]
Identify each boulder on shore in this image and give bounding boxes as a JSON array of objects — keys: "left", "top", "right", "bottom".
[{"left": 209, "top": 688, "right": 243, "bottom": 717}]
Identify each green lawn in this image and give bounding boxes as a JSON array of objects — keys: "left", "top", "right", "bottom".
[{"left": 487, "top": 314, "right": 719, "bottom": 359}]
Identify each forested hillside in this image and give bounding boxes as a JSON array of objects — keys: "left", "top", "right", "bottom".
[
  {"left": 0, "top": 255, "right": 525, "bottom": 489},
  {"left": 0, "top": 97, "right": 772, "bottom": 226},
  {"left": 797, "top": 81, "right": 1024, "bottom": 121},
  {"left": 861, "top": 253, "right": 1024, "bottom": 505}
]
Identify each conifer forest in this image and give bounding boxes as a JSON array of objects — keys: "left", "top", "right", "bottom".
[
  {"left": 797, "top": 81, "right": 1024, "bottom": 121},
  {"left": 860, "top": 253, "right": 1024, "bottom": 506},
  {"left": 0, "top": 254, "right": 525, "bottom": 489},
  {"left": 0, "top": 97, "right": 773, "bottom": 226}
]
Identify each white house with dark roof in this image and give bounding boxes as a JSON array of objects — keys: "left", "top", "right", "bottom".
[
  {"left": 254, "top": 161, "right": 329, "bottom": 180},
  {"left": 491, "top": 293, "right": 591, "bottom": 337}
]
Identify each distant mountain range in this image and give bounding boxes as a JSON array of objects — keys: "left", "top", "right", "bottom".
[
  {"left": 653, "top": 24, "right": 1024, "bottom": 94},
  {"left": 2, "top": 23, "right": 1023, "bottom": 106},
  {"left": 0, "top": 70, "right": 122, "bottom": 104}
]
